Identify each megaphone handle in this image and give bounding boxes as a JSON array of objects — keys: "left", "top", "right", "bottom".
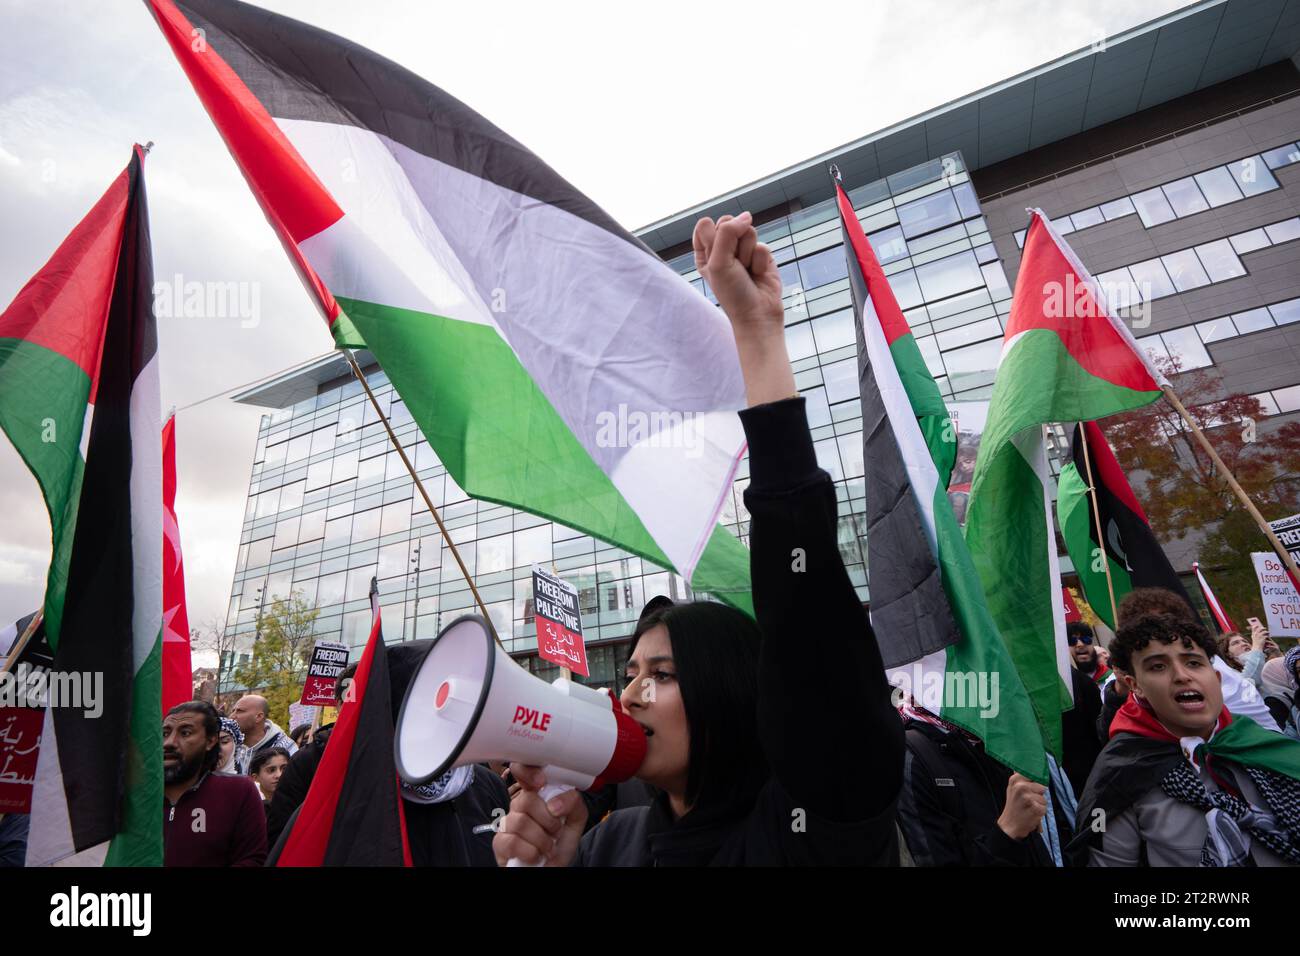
[{"left": 505, "top": 782, "right": 573, "bottom": 868}]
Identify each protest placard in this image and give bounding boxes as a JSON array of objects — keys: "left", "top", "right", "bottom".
[{"left": 533, "top": 567, "right": 589, "bottom": 677}]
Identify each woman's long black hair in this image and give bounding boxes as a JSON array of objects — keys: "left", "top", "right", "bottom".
[{"left": 630, "top": 601, "right": 767, "bottom": 814}]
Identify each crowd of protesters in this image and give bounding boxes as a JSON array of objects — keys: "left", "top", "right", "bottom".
[{"left": 3, "top": 210, "right": 1299, "bottom": 869}]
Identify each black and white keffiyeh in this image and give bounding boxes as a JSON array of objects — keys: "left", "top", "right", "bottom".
[{"left": 1159, "top": 759, "right": 1300, "bottom": 866}]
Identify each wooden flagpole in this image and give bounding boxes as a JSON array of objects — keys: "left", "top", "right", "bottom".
[
  {"left": 1, "top": 609, "right": 44, "bottom": 676},
  {"left": 1075, "top": 421, "right": 1120, "bottom": 627},
  {"left": 343, "top": 350, "right": 501, "bottom": 646},
  {"left": 1161, "top": 383, "right": 1300, "bottom": 586}
]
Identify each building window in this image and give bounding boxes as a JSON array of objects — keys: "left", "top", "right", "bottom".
[
  {"left": 1160, "top": 177, "right": 1209, "bottom": 217},
  {"left": 797, "top": 245, "right": 849, "bottom": 291},
  {"left": 898, "top": 190, "right": 961, "bottom": 239},
  {"left": 1195, "top": 316, "right": 1236, "bottom": 343},
  {"left": 1229, "top": 308, "right": 1273, "bottom": 335},
  {"left": 915, "top": 251, "right": 983, "bottom": 301},
  {"left": 1132, "top": 187, "right": 1176, "bottom": 228},
  {"left": 1127, "top": 258, "right": 1176, "bottom": 301},
  {"left": 1265, "top": 218, "right": 1300, "bottom": 245},
  {"left": 1193, "top": 166, "right": 1242, "bottom": 206},
  {"left": 1160, "top": 249, "right": 1210, "bottom": 293},
  {"left": 1260, "top": 143, "right": 1300, "bottom": 169},
  {"left": 1273, "top": 384, "right": 1300, "bottom": 414},
  {"left": 1016, "top": 146, "right": 1293, "bottom": 247},
  {"left": 1193, "top": 239, "right": 1245, "bottom": 283},
  {"left": 869, "top": 224, "right": 908, "bottom": 264},
  {"left": 811, "top": 308, "right": 856, "bottom": 352},
  {"left": 1159, "top": 327, "right": 1211, "bottom": 371}
]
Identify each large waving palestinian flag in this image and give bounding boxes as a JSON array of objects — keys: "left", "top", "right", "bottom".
[
  {"left": 0, "top": 146, "right": 163, "bottom": 865},
  {"left": 145, "top": 0, "right": 752, "bottom": 609},
  {"left": 837, "top": 182, "right": 1046, "bottom": 781},
  {"left": 965, "top": 209, "right": 1167, "bottom": 758},
  {"left": 1057, "top": 420, "right": 1194, "bottom": 629}
]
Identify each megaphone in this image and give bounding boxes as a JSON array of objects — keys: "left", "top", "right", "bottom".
[{"left": 394, "top": 615, "right": 647, "bottom": 862}]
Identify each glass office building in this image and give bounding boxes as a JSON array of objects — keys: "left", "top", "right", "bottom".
[
  {"left": 221, "top": 152, "right": 1012, "bottom": 687},
  {"left": 222, "top": 0, "right": 1300, "bottom": 687}
]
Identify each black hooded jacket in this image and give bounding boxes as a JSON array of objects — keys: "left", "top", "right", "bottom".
[
  {"left": 574, "top": 397, "right": 904, "bottom": 865},
  {"left": 896, "top": 719, "right": 1060, "bottom": 866}
]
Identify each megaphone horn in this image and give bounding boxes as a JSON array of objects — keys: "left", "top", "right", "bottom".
[{"left": 394, "top": 615, "right": 646, "bottom": 795}]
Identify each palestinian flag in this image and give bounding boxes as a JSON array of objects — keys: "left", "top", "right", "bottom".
[
  {"left": 1193, "top": 560, "right": 1236, "bottom": 634},
  {"left": 277, "top": 580, "right": 411, "bottom": 866},
  {"left": 145, "top": 0, "right": 753, "bottom": 610},
  {"left": 1057, "top": 420, "right": 1194, "bottom": 629},
  {"left": 161, "top": 410, "right": 193, "bottom": 713},
  {"left": 0, "top": 146, "right": 163, "bottom": 866},
  {"left": 836, "top": 181, "right": 1046, "bottom": 782},
  {"left": 965, "top": 209, "right": 1167, "bottom": 758}
]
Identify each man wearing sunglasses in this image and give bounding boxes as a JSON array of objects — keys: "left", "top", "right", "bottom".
[{"left": 1068, "top": 622, "right": 1111, "bottom": 687}]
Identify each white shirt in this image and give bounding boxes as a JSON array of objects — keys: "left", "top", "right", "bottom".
[{"left": 1214, "top": 656, "right": 1281, "bottom": 732}]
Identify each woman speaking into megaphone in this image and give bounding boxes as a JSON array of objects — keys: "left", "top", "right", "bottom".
[{"left": 492, "top": 211, "right": 905, "bottom": 866}]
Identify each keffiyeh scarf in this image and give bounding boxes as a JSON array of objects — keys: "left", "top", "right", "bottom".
[{"left": 1113, "top": 695, "right": 1300, "bottom": 865}]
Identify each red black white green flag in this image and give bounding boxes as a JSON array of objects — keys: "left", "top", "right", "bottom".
[
  {"left": 276, "top": 581, "right": 412, "bottom": 866},
  {"left": 1057, "top": 420, "right": 1195, "bottom": 629},
  {"left": 144, "top": 0, "right": 754, "bottom": 613},
  {"left": 0, "top": 146, "right": 163, "bottom": 865},
  {"left": 965, "top": 209, "right": 1167, "bottom": 758},
  {"left": 836, "top": 179, "right": 1045, "bottom": 782}
]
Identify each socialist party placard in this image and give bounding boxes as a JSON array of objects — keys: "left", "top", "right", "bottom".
[
  {"left": 1269, "top": 513, "right": 1300, "bottom": 570},
  {"left": 300, "top": 640, "right": 350, "bottom": 706},
  {"left": 533, "top": 567, "right": 589, "bottom": 676}
]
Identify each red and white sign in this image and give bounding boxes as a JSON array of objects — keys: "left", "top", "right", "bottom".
[
  {"left": 0, "top": 613, "right": 52, "bottom": 813},
  {"left": 1062, "top": 587, "right": 1082, "bottom": 623},
  {"left": 533, "top": 568, "right": 588, "bottom": 676},
  {"left": 299, "top": 640, "right": 349, "bottom": 706}
]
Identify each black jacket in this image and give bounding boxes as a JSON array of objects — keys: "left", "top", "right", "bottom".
[
  {"left": 575, "top": 397, "right": 904, "bottom": 865},
  {"left": 1096, "top": 680, "right": 1126, "bottom": 744},
  {"left": 896, "top": 719, "right": 1056, "bottom": 866},
  {"left": 1067, "top": 733, "right": 1184, "bottom": 867},
  {"left": 266, "top": 724, "right": 333, "bottom": 850},
  {"left": 1061, "top": 666, "right": 1103, "bottom": 798}
]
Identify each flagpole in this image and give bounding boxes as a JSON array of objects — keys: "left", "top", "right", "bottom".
[
  {"left": 550, "top": 561, "right": 572, "bottom": 682},
  {"left": 1161, "top": 383, "right": 1300, "bottom": 586},
  {"left": 342, "top": 350, "right": 501, "bottom": 646},
  {"left": 1, "top": 609, "right": 43, "bottom": 676},
  {"left": 1076, "top": 422, "right": 1120, "bottom": 627}
]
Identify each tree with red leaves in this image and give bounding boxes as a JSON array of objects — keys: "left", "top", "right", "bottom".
[{"left": 1105, "top": 356, "right": 1300, "bottom": 626}]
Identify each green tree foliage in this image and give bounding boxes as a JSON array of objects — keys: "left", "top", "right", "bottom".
[{"left": 233, "top": 591, "right": 320, "bottom": 729}]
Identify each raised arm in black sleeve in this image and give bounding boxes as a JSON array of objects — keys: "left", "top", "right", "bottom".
[{"left": 740, "top": 396, "right": 903, "bottom": 824}]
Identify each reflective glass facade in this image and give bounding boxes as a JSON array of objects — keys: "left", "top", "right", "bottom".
[{"left": 220, "top": 151, "right": 1013, "bottom": 688}]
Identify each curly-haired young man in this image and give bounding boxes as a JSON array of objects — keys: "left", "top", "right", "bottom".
[{"left": 1070, "top": 612, "right": 1300, "bottom": 867}]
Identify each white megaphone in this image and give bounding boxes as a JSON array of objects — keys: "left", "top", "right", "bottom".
[{"left": 394, "top": 615, "right": 647, "bottom": 866}]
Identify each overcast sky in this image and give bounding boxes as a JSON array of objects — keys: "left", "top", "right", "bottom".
[{"left": 0, "top": 0, "right": 1194, "bottom": 649}]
